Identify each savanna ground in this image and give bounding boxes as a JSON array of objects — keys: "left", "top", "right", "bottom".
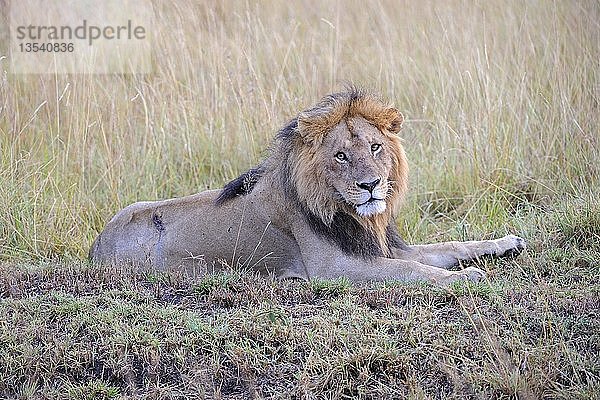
[{"left": 0, "top": 1, "right": 599, "bottom": 398}]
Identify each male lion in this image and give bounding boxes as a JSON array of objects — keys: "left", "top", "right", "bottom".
[{"left": 90, "top": 87, "right": 525, "bottom": 286}]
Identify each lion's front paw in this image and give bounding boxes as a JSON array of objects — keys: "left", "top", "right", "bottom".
[
  {"left": 438, "top": 266, "right": 486, "bottom": 287},
  {"left": 497, "top": 234, "right": 526, "bottom": 258}
]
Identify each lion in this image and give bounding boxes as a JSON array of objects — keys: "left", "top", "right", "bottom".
[{"left": 89, "top": 87, "right": 526, "bottom": 286}]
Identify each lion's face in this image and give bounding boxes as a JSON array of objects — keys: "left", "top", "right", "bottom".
[
  {"left": 322, "top": 116, "right": 396, "bottom": 217},
  {"left": 293, "top": 89, "right": 408, "bottom": 233}
]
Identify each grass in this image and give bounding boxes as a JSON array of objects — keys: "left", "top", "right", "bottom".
[
  {"left": 0, "top": 0, "right": 599, "bottom": 398},
  {"left": 1, "top": 211, "right": 598, "bottom": 398}
]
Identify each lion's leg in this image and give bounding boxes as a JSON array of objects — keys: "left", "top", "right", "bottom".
[
  {"left": 392, "top": 234, "right": 526, "bottom": 269},
  {"left": 311, "top": 256, "right": 486, "bottom": 287},
  {"left": 291, "top": 223, "right": 491, "bottom": 286}
]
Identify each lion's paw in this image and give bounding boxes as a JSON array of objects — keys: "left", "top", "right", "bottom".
[{"left": 497, "top": 234, "right": 526, "bottom": 258}]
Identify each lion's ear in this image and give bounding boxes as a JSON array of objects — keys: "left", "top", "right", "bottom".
[{"left": 386, "top": 108, "right": 404, "bottom": 134}]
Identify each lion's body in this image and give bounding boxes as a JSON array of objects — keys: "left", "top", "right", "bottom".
[
  {"left": 90, "top": 183, "right": 306, "bottom": 278},
  {"left": 90, "top": 88, "right": 525, "bottom": 286}
]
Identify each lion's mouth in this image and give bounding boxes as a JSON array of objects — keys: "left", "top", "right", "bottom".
[{"left": 357, "top": 197, "right": 384, "bottom": 207}]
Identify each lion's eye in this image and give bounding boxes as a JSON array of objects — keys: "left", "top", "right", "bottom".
[
  {"left": 371, "top": 143, "right": 382, "bottom": 154},
  {"left": 335, "top": 152, "right": 348, "bottom": 163}
]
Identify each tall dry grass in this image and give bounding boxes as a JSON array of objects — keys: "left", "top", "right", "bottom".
[{"left": 0, "top": 0, "right": 598, "bottom": 259}]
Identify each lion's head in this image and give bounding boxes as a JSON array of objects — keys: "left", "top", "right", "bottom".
[
  {"left": 216, "top": 87, "right": 409, "bottom": 257},
  {"left": 280, "top": 87, "right": 409, "bottom": 254}
]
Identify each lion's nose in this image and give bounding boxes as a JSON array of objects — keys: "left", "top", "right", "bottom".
[{"left": 356, "top": 178, "right": 380, "bottom": 192}]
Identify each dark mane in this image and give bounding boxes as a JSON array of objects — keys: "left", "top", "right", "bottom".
[
  {"left": 302, "top": 206, "right": 384, "bottom": 259},
  {"left": 298, "top": 203, "right": 408, "bottom": 259},
  {"left": 214, "top": 166, "right": 264, "bottom": 206},
  {"left": 386, "top": 223, "right": 409, "bottom": 251},
  {"left": 276, "top": 118, "right": 299, "bottom": 142}
]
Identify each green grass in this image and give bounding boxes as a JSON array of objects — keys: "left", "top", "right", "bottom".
[{"left": 0, "top": 0, "right": 599, "bottom": 398}]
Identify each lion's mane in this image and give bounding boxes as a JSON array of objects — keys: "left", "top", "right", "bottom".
[{"left": 216, "top": 87, "right": 409, "bottom": 258}]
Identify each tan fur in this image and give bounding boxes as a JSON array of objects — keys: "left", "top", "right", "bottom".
[{"left": 90, "top": 87, "right": 526, "bottom": 286}]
